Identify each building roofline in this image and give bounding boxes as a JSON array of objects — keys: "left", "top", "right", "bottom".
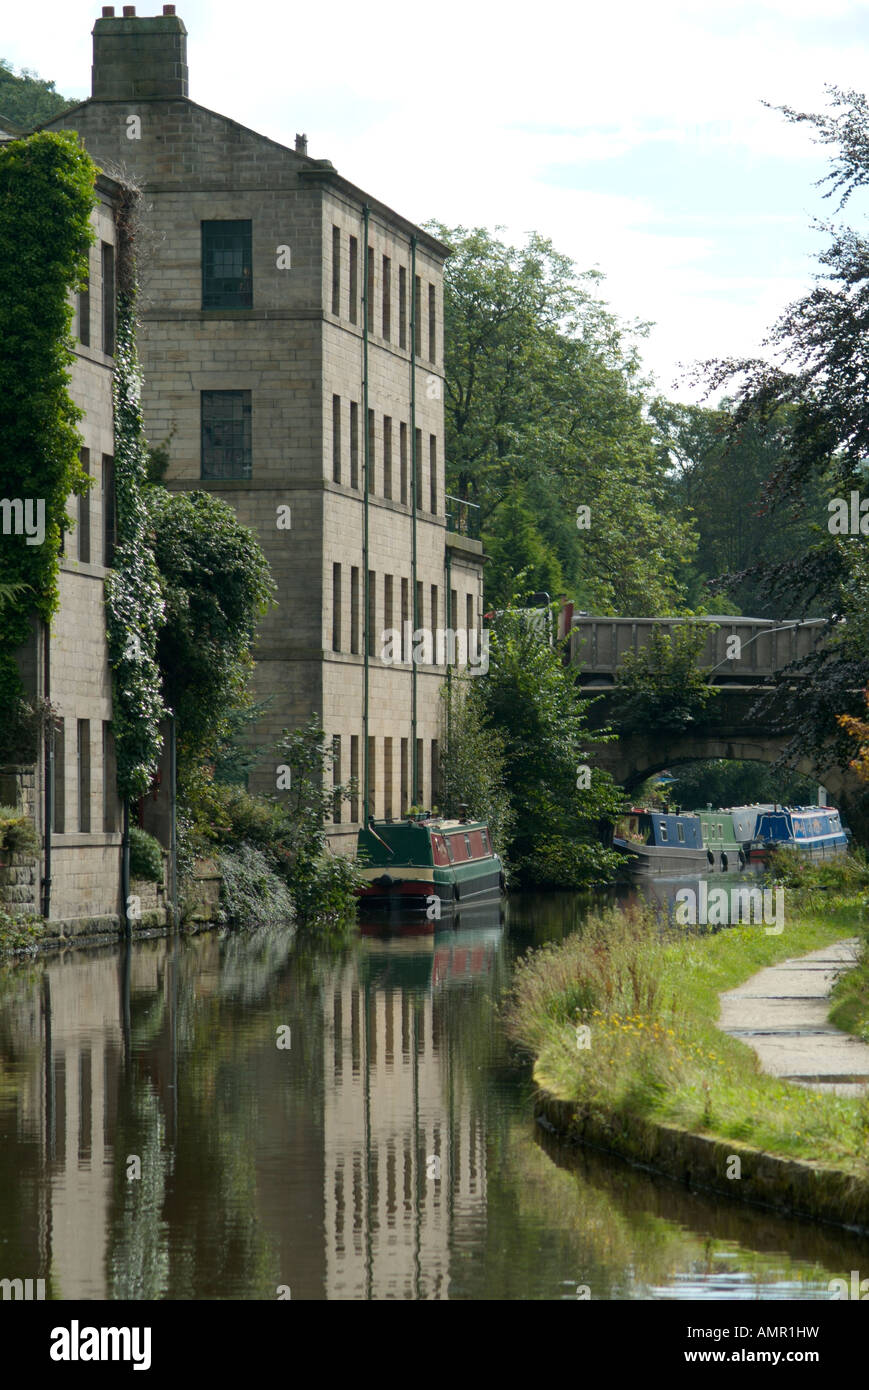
[
  {"left": 36, "top": 95, "right": 452, "bottom": 259},
  {"left": 29, "top": 99, "right": 89, "bottom": 133},
  {"left": 0, "top": 111, "right": 26, "bottom": 137}
]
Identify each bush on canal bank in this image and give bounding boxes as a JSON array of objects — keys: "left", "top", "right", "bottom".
[
  {"left": 186, "top": 720, "right": 363, "bottom": 931},
  {"left": 768, "top": 847, "right": 869, "bottom": 898},
  {"left": 128, "top": 826, "right": 165, "bottom": 884},
  {"left": 505, "top": 899, "right": 869, "bottom": 1173},
  {"left": 216, "top": 844, "right": 295, "bottom": 930},
  {"left": 0, "top": 805, "right": 39, "bottom": 857},
  {"left": 0, "top": 907, "right": 45, "bottom": 953}
]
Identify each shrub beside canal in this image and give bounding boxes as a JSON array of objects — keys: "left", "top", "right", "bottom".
[
  {"left": 0, "top": 907, "right": 44, "bottom": 953},
  {"left": 505, "top": 899, "right": 869, "bottom": 1172}
]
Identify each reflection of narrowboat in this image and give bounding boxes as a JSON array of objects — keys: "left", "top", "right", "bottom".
[
  {"left": 612, "top": 809, "right": 710, "bottom": 874},
  {"left": 357, "top": 914, "right": 504, "bottom": 992},
  {"left": 357, "top": 815, "right": 504, "bottom": 911},
  {"left": 746, "top": 805, "right": 848, "bottom": 863}
]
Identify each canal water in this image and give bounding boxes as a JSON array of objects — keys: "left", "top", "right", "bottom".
[{"left": 1, "top": 889, "right": 867, "bottom": 1300}]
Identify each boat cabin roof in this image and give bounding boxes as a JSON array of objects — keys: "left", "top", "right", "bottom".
[{"left": 358, "top": 816, "right": 495, "bottom": 866}]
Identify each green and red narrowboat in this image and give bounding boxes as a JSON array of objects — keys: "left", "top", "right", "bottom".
[{"left": 357, "top": 815, "right": 504, "bottom": 912}]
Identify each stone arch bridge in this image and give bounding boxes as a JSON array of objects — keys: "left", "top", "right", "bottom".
[{"left": 565, "top": 615, "right": 867, "bottom": 820}]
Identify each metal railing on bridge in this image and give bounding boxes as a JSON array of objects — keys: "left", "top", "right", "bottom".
[{"left": 568, "top": 615, "right": 826, "bottom": 685}]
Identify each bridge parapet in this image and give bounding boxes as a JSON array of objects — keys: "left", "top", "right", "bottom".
[{"left": 570, "top": 615, "right": 826, "bottom": 685}]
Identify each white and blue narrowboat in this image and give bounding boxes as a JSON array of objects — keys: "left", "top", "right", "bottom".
[{"left": 747, "top": 805, "right": 848, "bottom": 863}]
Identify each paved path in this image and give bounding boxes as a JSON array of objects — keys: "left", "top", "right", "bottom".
[{"left": 718, "top": 939, "right": 869, "bottom": 1097}]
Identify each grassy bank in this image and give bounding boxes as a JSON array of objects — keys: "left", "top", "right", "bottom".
[{"left": 505, "top": 882, "right": 869, "bottom": 1174}]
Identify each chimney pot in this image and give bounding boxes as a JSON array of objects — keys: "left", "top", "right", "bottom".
[
  {"left": 102, "top": 5, "right": 115, "bottom": 13},
  {"left": 122, "top": 5, "right": 136, "bottom": 15},
  {"left": 295, "top": 132, "right": 308, "bottom": 155},
  {"left": 163, "top": 3, "right": 175, "bottom": 11}
]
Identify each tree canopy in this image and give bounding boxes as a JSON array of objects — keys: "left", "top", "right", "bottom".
[
  {"left": 431, "top": 223, "right": 697, "bottom": 614},
  {"left": 0, "top": 59, "right": 73, "bottom": 129},
  {"left": 696, "top": 87, "right": 869, "bottom": 772}
]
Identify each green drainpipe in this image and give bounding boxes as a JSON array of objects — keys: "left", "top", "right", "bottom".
[
  {"left": 410, "top": 235, "right": 418, "bottom": 806},
  {"left": 362, "top": 204, "right": 371, "bottom": 822},
  {"left": 445, "top": 542, "right": 452, "bottom": 780}
]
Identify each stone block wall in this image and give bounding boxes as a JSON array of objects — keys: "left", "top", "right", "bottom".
[
  {"left": 0, "top": 854, "right": 38, "bottom": 914},
  {"left": 42, "top": 20, "right": 486, "bottom": 859}
]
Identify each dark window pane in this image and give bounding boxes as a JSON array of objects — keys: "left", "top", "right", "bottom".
[
  {"left": 78, "top": 447, "right": 90, "bottom": 563},
  {"left": 79, "top": 265, "right": 90, "bottom": 347},
  {"left": 202, "top": 220, "right": 253, "bottom": 309},
  {"left": 201, "top": 390, "right": 252, "bottom": 479},
  {"left": 101, "top": 243, "right": 114, "bottom": 355},
  {"left": 102, "top": 455, "right": 115, "bottom": 567},
  {"left": 77, "top": 719, "right": 91, "bottom": 834}
]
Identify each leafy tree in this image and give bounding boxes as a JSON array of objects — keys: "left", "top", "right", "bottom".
[
  {"left": 472, "top": 611, "right": 623, "bottom": 888},
  {"left": 439, "top": 672, "right": 515, "bottom": 863},
  {"left": 697, "top": 86, "right": 869, "bottom": 771},
  {"left": 146, "top": 488, "right": 275, "bottom": 780},
  {"left": 612, "top": 623, "right": 719, "bottom": 732},
  {"left": 837, "top": 690, "right": 869, "bottom": 782},
  {"left": 482, "top": 487, "right": 563, "bottom": 609},
  {"left": 431, "top": 222, "right": 697, "bottom": 615},
  {"left": 0, "top": 60, "right": 73, "bottom": 130},
  {"left": 653, "top": 399, "right": 829, "bottom": 616},
  {"left": 212, "top": 697, "right": 275, "bottom": 786}
]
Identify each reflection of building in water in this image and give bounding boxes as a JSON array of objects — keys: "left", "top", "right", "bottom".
[
  {"left": 322, "top": 938, "right": 493, "bottom": 1299},
  {"left": 4, "top": 944, "right": 174, "bottom": 1298}
]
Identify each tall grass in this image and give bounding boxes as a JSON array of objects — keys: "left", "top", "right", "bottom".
[{"left": 505, "top": 900, "right": 869, "bottom": 1169}]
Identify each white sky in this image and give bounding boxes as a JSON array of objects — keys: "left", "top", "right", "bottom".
[{"left": 5, "top": 0, "right": 869, "bottom": 400}]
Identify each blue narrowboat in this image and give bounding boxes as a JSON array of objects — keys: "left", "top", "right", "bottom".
[
  {"left": 747, "top": 805, "right": 848, "bottom": 863},
  {"left": 612, "top": 808, "right": 710, "bottom": 874}
]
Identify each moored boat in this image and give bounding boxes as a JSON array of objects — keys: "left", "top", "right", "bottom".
[
  {"left": 357, "top": 814, "right": 504, "bottom": 911},
  {"left": 746, "top": 805, "right": 848, "bottom": 863},
  {"left": 611, "top": 808, "right": 711, "bottom": 874},
  {"left": 694, "top": 806, "right": 753, "bottom": 871},
  {"left": 694, "top": 803, "right": 849, "bottom": 865}
]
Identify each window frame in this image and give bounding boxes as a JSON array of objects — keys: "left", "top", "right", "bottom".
[
  {"left": 201, "top": 219, "right": 253, "bottom": 311},
  {"left": 200, "top": 389, "right": 252, "bottom": 480}
]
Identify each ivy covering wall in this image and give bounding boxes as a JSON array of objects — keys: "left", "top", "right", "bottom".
[
  {"left": 0, "top": 131, "right": 94, "bottom": 756},
  {"left": 104, "top": 188, "right": 166, "bottom": 799}
]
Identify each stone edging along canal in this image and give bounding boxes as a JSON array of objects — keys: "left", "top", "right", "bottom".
[
  {"left": 533, "top": 936, "right": 869, "bottom": 1234},
  {"left": 534, "top": 1087, "right": 869, "bottom": 1232}
]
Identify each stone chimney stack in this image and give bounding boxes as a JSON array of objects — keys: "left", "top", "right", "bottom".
[
  {"left": 92, "top": 7, "right": 188, "bottom": 101},
  {"left": 295, "top": 133, "right": 308, "bottom": 156}
]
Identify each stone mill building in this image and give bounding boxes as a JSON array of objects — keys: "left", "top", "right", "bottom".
[{"left": 43, "top": 6, "right": 485, "bottom": 852}]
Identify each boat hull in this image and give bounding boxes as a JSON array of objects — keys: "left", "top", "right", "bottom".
[
  {"left": 612, "top": 840, "right": 712, "bottom": 875},
  {"left": 749, "top": 837, "right": 848, "bottom": 865},
  {"left": 358, "top": 862, "right": 503, "bottom": 912}
]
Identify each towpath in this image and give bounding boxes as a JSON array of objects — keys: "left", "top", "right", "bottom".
[{"left": 718, "top": 939, "right": 869, "bottom": 1097}]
